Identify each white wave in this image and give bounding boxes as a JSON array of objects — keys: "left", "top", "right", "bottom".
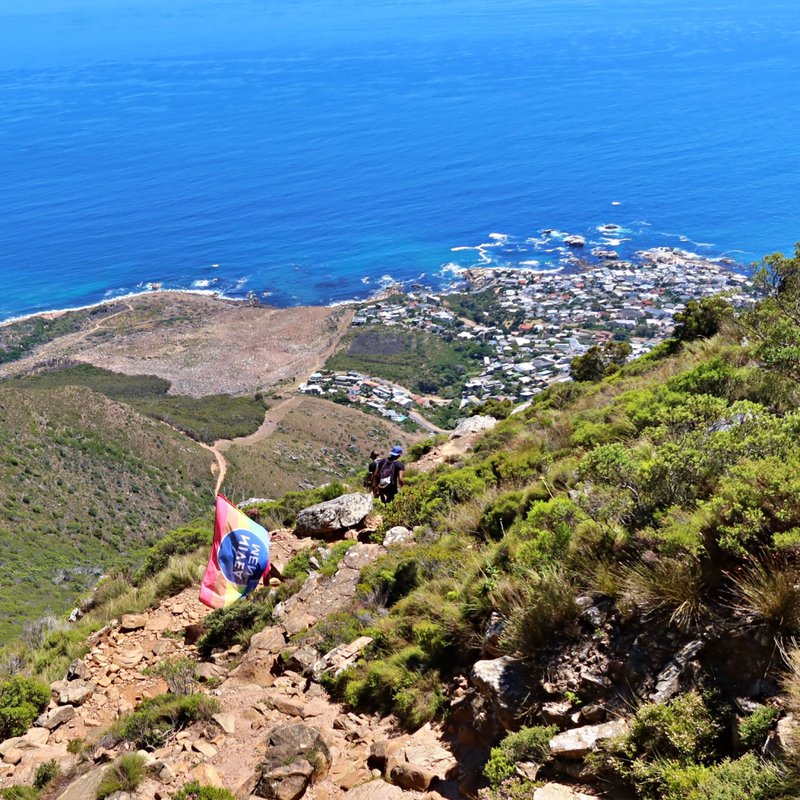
[
  {"left": 488, "top": 232, "right": 509, "bottom": 241},
  {"left": 192, "top": 279, "right": 212, "bottom": 288},
  {"left": 451, "top": 245, "right": 478, "bottom": 252},
  {"left": 440, "top": 262, "right": 467, "bottom": 275},
  {"left": 520, "top": 260, "right": 541, "bottom": 266},
  {"left": 361, "top": 276, "right": 371, "bottom": 284},
  {"left": 611, "top": 201, "right": 621, "bottom": 205},
  {"left": 233, "top": 277, "right": 249, "bottom": 290},
  {"left": 378, "top": 273, "right": 397, "bottom": 286}
]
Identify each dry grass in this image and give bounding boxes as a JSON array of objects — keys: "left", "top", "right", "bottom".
[
  {"left": 620, "top": 555, "right": 708, "bottom": 631},
  {"left": 731, "top": 559, "right": 800, "bottom": 634}
]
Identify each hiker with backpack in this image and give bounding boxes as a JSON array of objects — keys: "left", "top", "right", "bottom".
[
  {"left": 373, "top": 445, "right": 405, "bottom": 504},
  {"left": 363, "top": 450, "right": 381, "bottom": 490}
]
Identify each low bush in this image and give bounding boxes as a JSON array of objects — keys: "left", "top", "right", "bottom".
[
  {"left": 198, "top": 583, "right": 295, "bottom": 655},
  {"left": 143, "top": 657, "right": 198, "bottom": 696},
  {"left": 738, "top": 704, "right": 779, "bottom": 751},
  {"left": 172, "top": 782, "right": 237, "bottom": 800},
  {"left": 111, "top": 693, "right": 219, "bottom": 748},
  {"left": 134, "top": 516, "right": 212, "bottom": 583},
  {"left": 33, "top": 759, "right": 59, "bottom": 790},
  {"left": 96, "top": 753, "right": 147, "bottom": 799},
  {"left": 0, "top": 675, "right": 50, "bottom": 739},
  {"left": 483, "top": 725, "right": 558, "bottom": 786},
  {"left": 0, "top": 787, "right": 39, "bottom": 800},
  {"left": 656, "top": 753, "right": 783, "bottom": 800}
]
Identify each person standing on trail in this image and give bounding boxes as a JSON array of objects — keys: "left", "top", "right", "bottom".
[
  {"left": 364, "top": 450, "right": 381, "bottom": 489},
  {"left": 373, "top": 445, "right": 405, "bottom": 504}
]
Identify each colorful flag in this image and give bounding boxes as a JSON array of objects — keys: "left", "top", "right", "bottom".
[{"left": 199, "top": 494, "right": 271, "bottom": 609}]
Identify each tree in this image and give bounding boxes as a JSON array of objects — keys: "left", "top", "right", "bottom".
[
  {"left": 570, "top": 341, "right": 632, "bottom": 382},
  {"left": 746, "top": 243, "right": 800, "bottom": 382},
  {"left": 673, "top": 296, "right": 732, "bottom": 342}
]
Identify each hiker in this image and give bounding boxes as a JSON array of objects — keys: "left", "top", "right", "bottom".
[
  {"left": 364, "top": 450, "right": 381, "bottom": 489},
  {"left": 373, "top": 445, "right": 405, "bottom": 504}
]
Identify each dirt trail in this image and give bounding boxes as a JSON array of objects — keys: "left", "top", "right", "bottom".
[{"left": 203, "top": 308, "right": 354, "bottom": 492}]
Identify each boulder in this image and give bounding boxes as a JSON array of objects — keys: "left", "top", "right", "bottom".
[
  {"left": 549, "top": 718, "right": 629, "bottom": 759},
  {"left": 52, "top": 766, "right": 106, "bottom": 800},
  {"left": 66, "top": 658, "right": 89, "bottom": 681},
  {"left": 383, "top": 526, "right": 414, "bottom": 547},
  {"left": 36, "top": 704, "right": 76, "bottom": 730},
  {"left": 650, "top": 640, "right": 704, "bottom": 704},
  {"left": 387, "top": 742, "right": 458, "bottom": 792},
  {"left": 471, "top": 656, "right": 530, "bottom": 731},
  {"left": 119, "top": 613, "right": 147, "bottom": 632},
  {"left": 255, "top": 723, "right": 332, "bottom": 800},
  {"left": 294, "top": 493, "right": 373, "bottom": 537},
  {"left": 533, "top": 784, "right": 598, "bottom": 800},
  {"left": 56, "top": 681, "right": 94, "bottom": 706},
  {"left": 314, "top": 636, "right": 373, "bottom": 679},
  {"left": 450, "top": 415, "right": 497, "bottom": 439},
  {"left": 344, "top": 780, "right": 405, "bottom": 800},
  {"left": 269, "top": 530, "right": 317, "bottom": 579}
]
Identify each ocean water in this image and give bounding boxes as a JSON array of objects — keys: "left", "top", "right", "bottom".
[{"left": 0, "top": 0, "right": 799, "bottom": 320}]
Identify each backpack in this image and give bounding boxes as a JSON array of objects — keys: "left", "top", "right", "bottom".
[{"left": 376, "top": 458, "right": 396, "bottom": 489}]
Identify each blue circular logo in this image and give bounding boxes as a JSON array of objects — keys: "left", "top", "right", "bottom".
[{"left": 218, "top": 528, "right": 269, "bottom": 592}]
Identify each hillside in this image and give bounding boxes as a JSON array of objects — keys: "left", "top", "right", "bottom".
[
  {"left": 0, "top": 383, "right": 213, "bottom": 640},
  {"left": 221, "top": 396, "right": 416, "bottom": 500}
]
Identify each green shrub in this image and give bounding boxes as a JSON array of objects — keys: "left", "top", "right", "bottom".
[
  {"left": 97, "top": 753, "right": 147, "bottom": 799},
  {"left": 0, "top": 675, "right": 50, "bottom": 739},
  {"left": 112, "top": 693, "right": 219, "bottom": 748},
  {"left": 657, "top": 753, "right": 783, "bottom": 800},
  {"left": 172, "top": 782, "right": 237, "bottom": 800},
  {"left": 198, "top": 584, "right": 292, "bottom": 655},
  {"left": 738, "top": 705, "right": 779, "bottom": 751},
  {"left": 483, "top": 725, "right": 558, "bottom": 786},
  {"left": 0, "top": 787, "right": 39, "bottom": 800},
  {"left": 607, "top": 691, "right": 724, "bottom": 796},
  {"left": 134, "top": 516, "right": 212, "bottom": 583},
  {"left": 33, "top": 759, "right": 59, "bottom": 790}
]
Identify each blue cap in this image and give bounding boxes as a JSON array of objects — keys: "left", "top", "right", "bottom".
[{"left": 390, "top": 445, "right": 403, "bottom": 457}]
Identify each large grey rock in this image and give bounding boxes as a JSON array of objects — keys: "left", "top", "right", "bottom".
[
  {"left": 56, "top": 681, "right": 95, "bottom": 706},
  {"left": 256, "top": 723, "right": 332, "bottom": 800},
  {"left": 471, "top": 656, "right": 530, "bottom": 731},
  {"left": 314, "top": 636, "right": 373, "bottom": 679},
  {"left": 383, "top": 526, "right": 414, "bottom": 547},
  {"left": 450, "top": 415, "right": 497, "bottom": 439},
  {"left": 53, "top": 767, "right": 106, "bottom": 800},
  {"left": 549, "top": 718, "right": 629, "bottom": 759},
  {"left": 36, "top": 704, "right": 76, "bottom": 730},
  {"left": 294, "top": 493, "right": 373, "bottom": 536}
]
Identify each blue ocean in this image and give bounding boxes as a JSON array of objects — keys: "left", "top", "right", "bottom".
[{"left": 0, "top": 0, "right": 799, "bottom": 321}]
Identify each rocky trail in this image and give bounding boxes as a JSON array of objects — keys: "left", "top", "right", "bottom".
[{"left": 0, "top": 491, "right": 598, "bottom": 800}]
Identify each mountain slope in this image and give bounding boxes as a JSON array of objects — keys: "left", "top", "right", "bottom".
[{"left": 0, "top": 384, "right": 213, "bottom": 640}]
